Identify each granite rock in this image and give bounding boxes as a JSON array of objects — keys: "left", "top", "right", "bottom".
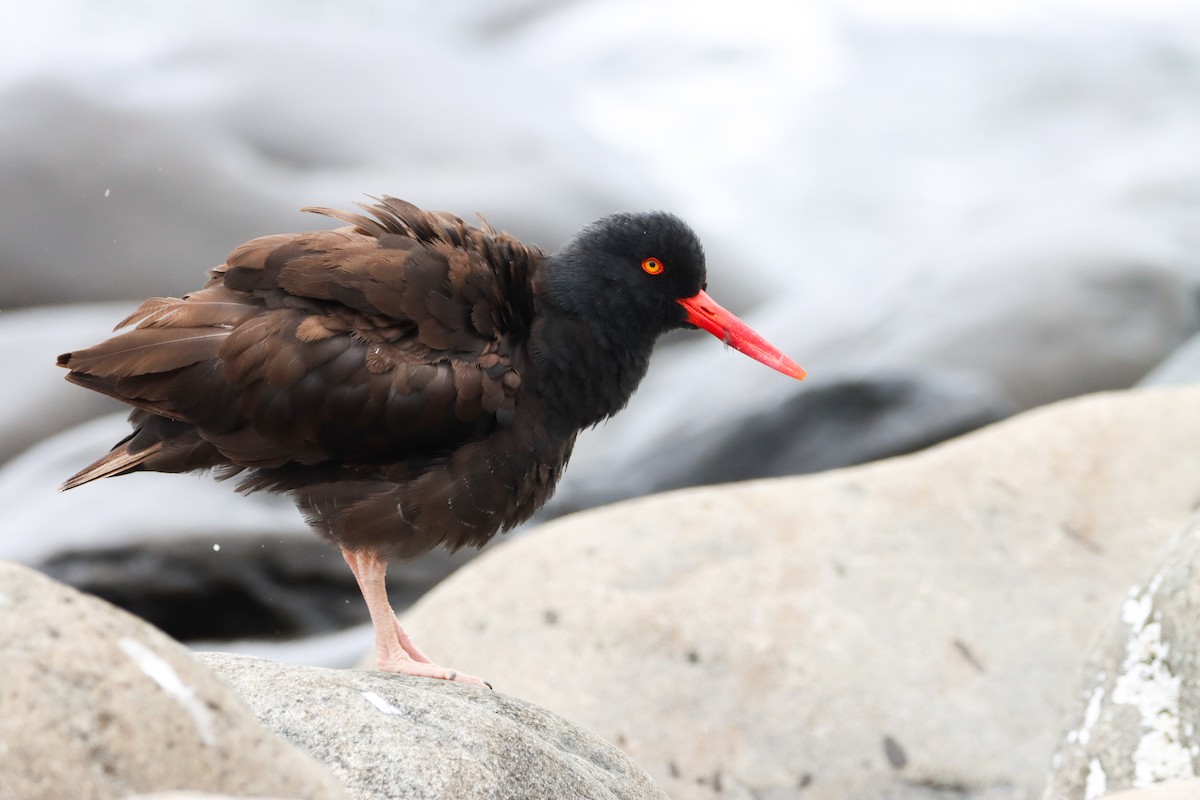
[{"left": 196, "top": 652, "right": 667, "bottom": 800}]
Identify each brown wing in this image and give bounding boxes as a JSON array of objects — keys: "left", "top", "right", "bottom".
[{"left": 58, "top": 197, "right": 540, "bottom": 480}]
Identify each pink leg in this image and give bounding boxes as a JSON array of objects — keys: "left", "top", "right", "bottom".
[{"left": 342, "top": 549, "right": 488, "bottom": 688}]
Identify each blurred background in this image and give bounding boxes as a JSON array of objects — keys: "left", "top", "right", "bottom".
[{"left": 3, "top": 0, "right": 1200, "bottom": 662}]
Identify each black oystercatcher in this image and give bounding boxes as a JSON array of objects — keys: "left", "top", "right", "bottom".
[{"left": 58, "top": 197, "right": 804, "bottom": 686}]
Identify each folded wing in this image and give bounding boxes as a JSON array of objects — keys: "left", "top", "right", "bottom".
[{"left": 57, "top": 198, "right": 539, "bottom": 487}]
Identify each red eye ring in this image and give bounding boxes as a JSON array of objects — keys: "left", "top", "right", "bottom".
[{"left": 641, "top": 257, "right": 664, "bottom": 275}]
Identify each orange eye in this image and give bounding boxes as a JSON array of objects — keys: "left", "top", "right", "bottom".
[{"left": 641, "top": 257, "right": 664, "bottom": 275}]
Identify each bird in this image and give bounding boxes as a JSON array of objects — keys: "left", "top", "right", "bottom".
[{"left": 57, "top": 196, "right": 805, "bottom": 686}]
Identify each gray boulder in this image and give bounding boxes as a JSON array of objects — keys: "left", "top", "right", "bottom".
[
  {"left": 1044, "top": 515, "right": 1200, "bottom": 799},
  {"left": 845, "top": 214, "right": 1200, "bottom": 410},
  {"left": 0, "top": 560, "right": 349, "bottom": 800},
  {"left": 196, "top": 651, "right": 667, "bottom": 800},
  {"left": 402, "top": 387, "right": 1200, "bottom": 800}
]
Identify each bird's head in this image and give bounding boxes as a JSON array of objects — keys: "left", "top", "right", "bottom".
[{"left": 545, "top": 211, "right": 805, "bottom": 380}]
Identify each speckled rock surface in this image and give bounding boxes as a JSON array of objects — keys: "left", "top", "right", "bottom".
[
  {"left": 400, "top": 388, "right": 1200, "bottom": 800},
  {"left": 0, "top": 561, "right": 349, "bottom": 800},
  {"left": 1044, "top": 516, "right": 1200, "bottom": 799},
  {"left": 196, "top": 652, "right": 666, "bottom": 800}
]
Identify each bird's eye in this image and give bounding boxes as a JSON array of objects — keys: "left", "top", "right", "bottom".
[{"left": 641, "top": 257, "right": 664, "bottom": 275}]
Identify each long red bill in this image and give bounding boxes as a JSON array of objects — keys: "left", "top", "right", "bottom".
[{"left": 677, "top": 290, "right": 806, "bottom": 380}]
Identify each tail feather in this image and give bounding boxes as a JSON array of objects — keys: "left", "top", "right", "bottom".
[
  {"left": 61, "top": 439, "right": 163, "bottom": 491},
  {"left": 61, "top": 370, "right": 183, "bottom": 419}
]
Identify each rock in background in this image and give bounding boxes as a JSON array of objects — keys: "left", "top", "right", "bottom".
[
  {"left": 0, "top": 560, "right": 350, "bottom": 800},
  {"left": 399, "top": 387, "right": 1200, "bottom": 800},
  {"left": 1045, "top": 514, "right": 1200, "bottom": 799}
]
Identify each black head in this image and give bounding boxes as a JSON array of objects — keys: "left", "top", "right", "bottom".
[
  {"left": 533, "top": 209, "right": 803, "bottom": 430},
  {"left": 544, "top": 211, "right": 707, "bottom": 336}
]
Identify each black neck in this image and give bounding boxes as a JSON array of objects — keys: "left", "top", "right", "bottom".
[{"left": 528, "top": 270, "right": 658, "bottom": 433}]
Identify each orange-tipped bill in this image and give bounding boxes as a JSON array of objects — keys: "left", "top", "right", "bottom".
[{"left": 677, "top": 290, "right": 806, "bottom": 380}]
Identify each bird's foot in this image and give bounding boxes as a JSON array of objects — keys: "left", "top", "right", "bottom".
[
  {"left": 342, "top": 548, "right": 492, "bottom": 688},
  {"left": 376, "top": 651, "right": 490, "bottom": 688}
]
